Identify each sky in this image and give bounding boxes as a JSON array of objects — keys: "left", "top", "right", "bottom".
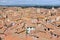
[{"left": 0, "top": 0, "right": 60, "bottom": 6}]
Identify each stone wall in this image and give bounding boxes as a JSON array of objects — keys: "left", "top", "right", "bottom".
[{"left": 0, "top": 7, "right": 60, "bottom": 40}]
